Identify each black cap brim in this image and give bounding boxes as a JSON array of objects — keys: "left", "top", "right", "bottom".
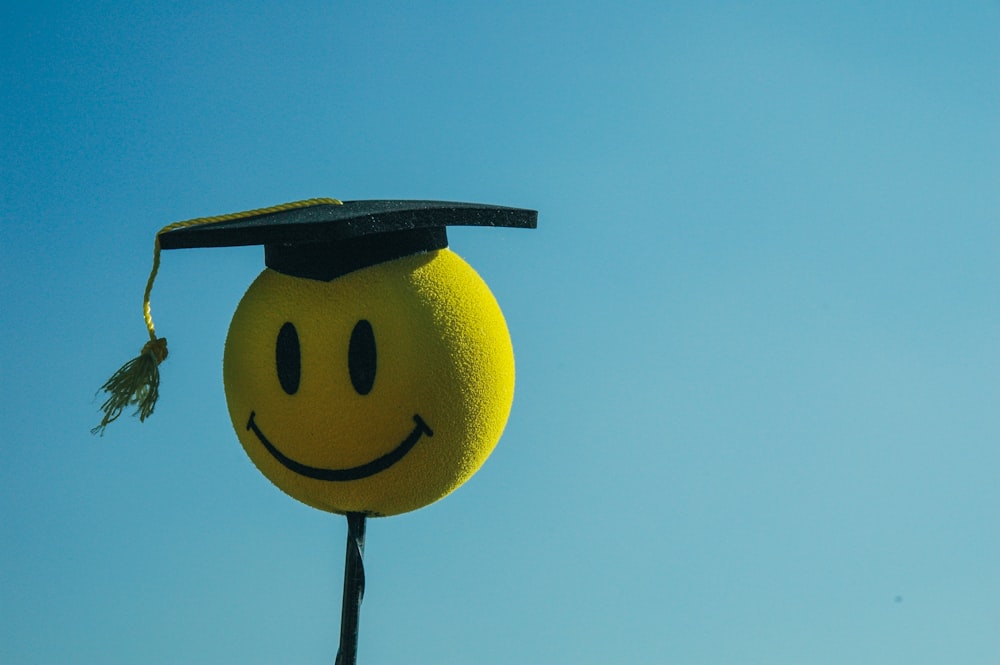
[{"left": 157, "top": 200, "right": 537, "bottom": 281}]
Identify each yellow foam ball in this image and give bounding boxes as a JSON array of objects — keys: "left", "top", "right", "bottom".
[{"left": 222, "top": 248, "right": 515, "bottom": 516}]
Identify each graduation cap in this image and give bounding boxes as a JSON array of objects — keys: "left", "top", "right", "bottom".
[
  {"left": 159, "top": 198, "right": 537, "bottom": 281},
  {"left": 94, "top": 197, "right": 537, "bottom": 434}
]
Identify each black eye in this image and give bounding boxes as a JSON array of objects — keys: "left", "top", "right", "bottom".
[
  {"left": 275, "top": 322, "right": 301, "bottom": 395},
  {"left": 348, "top": 319, "right": 376, "bottom": 395}
]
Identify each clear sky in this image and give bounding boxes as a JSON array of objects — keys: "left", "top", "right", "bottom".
[{"left": 2, "top": 2, "right": 998, "bottom": 664}]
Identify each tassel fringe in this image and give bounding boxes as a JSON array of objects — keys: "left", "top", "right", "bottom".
[{"left": 92, "top": 337, "right": 168, "bottom": 435}]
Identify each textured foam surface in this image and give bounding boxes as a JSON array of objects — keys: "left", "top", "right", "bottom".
[{"left": 223, "top": 248, "right": 515, "bottom": 516}]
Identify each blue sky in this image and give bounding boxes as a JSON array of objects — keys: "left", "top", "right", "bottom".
[{"left": 2, "top": 2, "right": 998, "bottom": 663}]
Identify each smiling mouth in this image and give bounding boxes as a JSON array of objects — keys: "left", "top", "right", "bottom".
[{"left": 246, "top": 411, "right": 433, "bottom": 481}]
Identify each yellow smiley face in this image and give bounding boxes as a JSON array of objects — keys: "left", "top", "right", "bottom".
[{"left": 222, "top": 248, "right": 515, "bottom": 516}]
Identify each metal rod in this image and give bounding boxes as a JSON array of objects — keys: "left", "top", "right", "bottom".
[{"left": 335, "top": 512, "right": 367, "bottom": 665}]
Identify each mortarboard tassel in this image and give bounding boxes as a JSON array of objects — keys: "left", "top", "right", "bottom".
[
  {"left": 92, "top": 228, "right": 170, "bottom": 435},
  {"left": 92, "top": 336, "right": 168, "bottom": 435}
]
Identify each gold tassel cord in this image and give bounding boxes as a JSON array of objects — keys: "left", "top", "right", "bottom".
[{"left": 93, "top": 198, "right": 342, "bottom": 435}]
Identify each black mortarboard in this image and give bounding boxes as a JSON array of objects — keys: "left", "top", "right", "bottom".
[{"left": 158, "top": 199, "right": 537, "bottom": 281}]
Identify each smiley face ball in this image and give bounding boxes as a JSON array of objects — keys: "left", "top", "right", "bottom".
[{"left": 222, "top": 248, "right": 515, "bottom": 516}]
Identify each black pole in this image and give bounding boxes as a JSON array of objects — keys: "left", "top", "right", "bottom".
[{"left": 335, "top": 512, "right": 367, "bottom": 665}]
